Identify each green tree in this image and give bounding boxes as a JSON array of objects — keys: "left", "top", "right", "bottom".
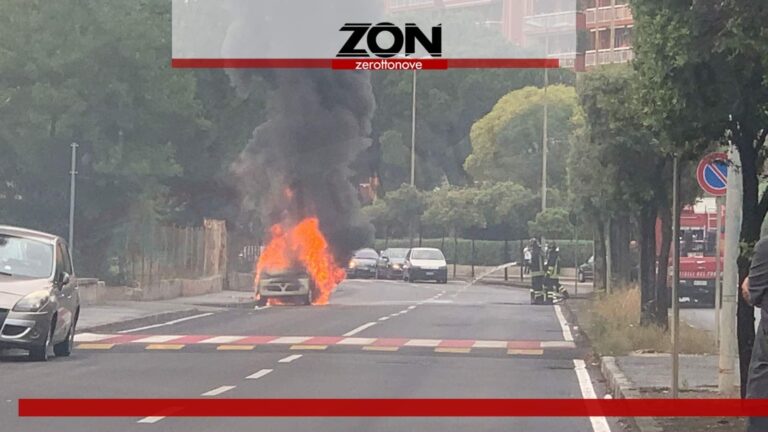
[
  {"left": 631, "top": 0, "right": 768, "bottom": 392},
  {"left": 465, "top": 85, "right": 579, "bottom": 193},
  {"left": 528, "top": 208, "right": 573, "bottom": 240}
]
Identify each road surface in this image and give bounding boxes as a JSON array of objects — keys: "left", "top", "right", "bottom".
[{"left": 1, "top": 279, "right": 616, "bottom": 432}]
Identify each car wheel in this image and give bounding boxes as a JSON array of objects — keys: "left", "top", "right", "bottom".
[
  {"left": 54, "top": 311, "right": 78, "bottom": 357},
  {"left": 29, "top": 317, "right": 55, "bottom": 361}
]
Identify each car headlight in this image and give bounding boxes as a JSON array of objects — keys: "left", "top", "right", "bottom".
[
  {"left": 13, "top": 290, "right": 52, "bottom": 313},
  {"left": 392, "top": 263, "right": 401, "bottom": 269},
  {"left": 348, "top": 260, "right": 357, "bottom": 269}
]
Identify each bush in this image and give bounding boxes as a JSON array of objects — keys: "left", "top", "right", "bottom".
[{"left": 372, "top": 238, "right": 593, "bottom": 266}]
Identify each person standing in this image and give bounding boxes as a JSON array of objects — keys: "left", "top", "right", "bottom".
[
  {"left": 545, "top": 241, "right": 567, "bottom": 301},
  {"left": 523, "top": 246, "right": 532, "bottom": 274},
  {"left": 742, "top": 237, "right": 768, "bottom": 432},
  {"left": 529, "top": 239, "right": 545, "bottom": 304}
]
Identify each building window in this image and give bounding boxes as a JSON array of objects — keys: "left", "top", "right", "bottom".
[
  {"left": 598, "top": 28, "right": 610, "bottom": 49},
  {"left": 614, "top": 26, "right": 632, "bottom": 48},
  {"left": 587, "top": 30, "right": 596, "bottom": 50},
  {"left": 585, "top": 0, "right": 596, "bottom": 8}
]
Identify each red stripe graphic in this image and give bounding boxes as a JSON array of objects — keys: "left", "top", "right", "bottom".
[
  {"left": 171, "top": 58, "right": 559, "bottom": 69},
  {"left": 19, "top": 398, "right": 768, "bottom": 417}
]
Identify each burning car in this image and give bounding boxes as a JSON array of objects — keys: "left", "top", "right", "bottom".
[{"left": 255, "top": 265, "right": 314, "bottom": 306}]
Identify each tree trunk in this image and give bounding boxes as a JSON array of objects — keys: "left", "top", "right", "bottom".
[
  {"left": 655, "top": 202, "right": 672, "bottom": 329},
  {"left": 613, "top": 214, "right": 632, "bottom": 285},
  {"left": 504, "top": 238, "right": 509, "bottom": 281},
  {"left": 638, "top": 202, "right": 658, "bottom": 326},
  {"left": 737, "top": 135, "right": 760, "bottom": 398},
  {"left": 594, "top": 219, "right": 607, "bottom": 291}
]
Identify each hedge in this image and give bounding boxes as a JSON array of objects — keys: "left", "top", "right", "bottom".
[{"left": 372, "top": 238, "right": 593, "bottom": 267}]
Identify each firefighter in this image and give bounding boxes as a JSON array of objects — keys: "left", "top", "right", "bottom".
[
  {"left": 529, "top": 239, "right": 545, "bottom": 305},
  {"left": 545, "top": 241, "right": 568, "bottom": 302}
]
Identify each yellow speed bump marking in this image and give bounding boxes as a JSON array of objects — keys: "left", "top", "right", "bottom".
[
  {"left": 434, "top": 347, "right": 471, "bottom": 354},
  {"left": 145, "top": 344, "right": 185, "bottom": 350},
  {"left": 217, "top": 345, "right": 254, "bottom": 351},
  {"left": 507, "top": 349, "right": 544, "bottom": 356},
  {"left": 76, "top": 343, "right": 114, "bottom": 350},
  {"left": 362, "top": 346, "right": 399, "bottom": 352},
  {"left": 290, "top": 345, "right": 328, "bottom": 351}
]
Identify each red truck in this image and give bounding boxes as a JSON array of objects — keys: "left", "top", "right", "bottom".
[{"left": 657, "top": 198, "right": 723, "bottom": 307}]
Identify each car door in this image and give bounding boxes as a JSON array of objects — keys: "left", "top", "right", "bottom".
[{"left": 54, "top": 242, "right": 76, "bottom": 340}]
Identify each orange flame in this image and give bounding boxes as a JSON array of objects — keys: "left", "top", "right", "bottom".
[{"left": 255, "top": 217, "right": 345, "bottom": 305}]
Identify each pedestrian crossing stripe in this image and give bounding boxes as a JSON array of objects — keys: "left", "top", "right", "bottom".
[{"left": 74, "top": 332, "right": 575, "bottom": 351}]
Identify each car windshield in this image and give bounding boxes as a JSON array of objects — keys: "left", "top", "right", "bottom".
[
  {"left": 0, "top": 235, "right": 54, "bottom": 278},
  {"left": 385, "top": 248, "right": 408, "bottom": 258},
  {"left": 354, "top": 249, "right": 378, "bottom": 259},
  {"left": 411, "top": 249, "right": 444, "bottom": 260}
]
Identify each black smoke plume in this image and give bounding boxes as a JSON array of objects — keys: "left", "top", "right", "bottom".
[{"left": 228, "top": 2, "right": 378, "bottom": 264}]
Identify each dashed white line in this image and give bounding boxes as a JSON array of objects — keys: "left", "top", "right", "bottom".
[
  {"left": 137, "top": 416, "right": 165, "bottom": 424},
  {"left": 554, "top": 305, "right": 574, "bottom": 342},
  {"left": 378, "top": 316, "right": 390, "bottom": 321},
  {"left": 278, "top": 354, "right": 303, "bottom": 364},
  {"left": 201, "top": 385, "right": 236, "bottom": 396},
  {"left": 574, "top": 359, "right": 611, "bottom": 432},
  {"left": 343, "top": 322, "right": 377, "bottom": 336},
  {"left": 246, "top": 369, "right": 274, "bottom": 380},
  {"left": 118, "top": 313, "right": 215, "bottom": 334},
  {"left": 407, "top": 305, "right": 417, "bottom": 310}
]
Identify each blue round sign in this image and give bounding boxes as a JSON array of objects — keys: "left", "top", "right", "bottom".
[{"left": 696, "top": 152, "right": 728, "bottom": 196}]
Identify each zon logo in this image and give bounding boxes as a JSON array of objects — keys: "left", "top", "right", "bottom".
[{"left": 337, "top": 22, "right": 442, "bottom": 58}]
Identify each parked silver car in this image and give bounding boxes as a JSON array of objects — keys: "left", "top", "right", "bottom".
[{"left": 0, "top": 225, "right": 79, "bottom": 361}]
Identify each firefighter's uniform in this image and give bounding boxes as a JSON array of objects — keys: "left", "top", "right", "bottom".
[
  {"left": 529, "top": 240, "right": 546, "bottom": 304},
  {"left": 545, "top": 244, "right": 568, "bottom": 302}
]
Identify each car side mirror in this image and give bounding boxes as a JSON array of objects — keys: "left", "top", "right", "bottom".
[{"left": 59, "top": 272, "right": 71, "bottom": 287}]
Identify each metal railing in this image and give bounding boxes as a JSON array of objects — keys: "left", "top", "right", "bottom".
[
  {"left": 585, "top": 47, "right": 634, "bottom": 66},
  {"left": 585, "top": 4, "right": 632, "bottom": 25}
]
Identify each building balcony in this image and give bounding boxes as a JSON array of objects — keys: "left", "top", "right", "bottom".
[
  {"left": 548, "top": 51, "right": 579, "bottom": 69},
  {"left": 523, "top": 10, "right": 578, "bottom": 33},
  {"left": 585, "top": 46, "right": 634, "bottom": 67},
  {"left": 585, "top": 4, "right": 632, "bottom": 26}
]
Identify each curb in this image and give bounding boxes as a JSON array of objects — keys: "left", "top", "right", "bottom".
[
  {"left": 78, "top": 308, "right": 203, "bottom": 333},
  {"left": 601, "top": 357, "right": 663, "bottom": 432}
]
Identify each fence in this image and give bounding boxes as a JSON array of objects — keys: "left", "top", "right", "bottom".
[
  {"left": 373, "top": 238, "right": 594, "bottom": 267},
  {"left": 118, "top": 219, "right": 227, "bottom": 287}
]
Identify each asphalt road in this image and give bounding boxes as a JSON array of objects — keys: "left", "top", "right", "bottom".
[{"left": 1, "top": 279, "right": 617, "bottom": 432}]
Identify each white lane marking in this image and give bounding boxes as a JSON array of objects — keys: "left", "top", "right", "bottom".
[
  {"left": 201, "top": 385, "right": 236, "bottom": 396},
  {"left": 472, "top": 340, "right": 508, "bottom": 349},
  {"left": 554, "top": 305, "right": 574, "bottom": 342},
  {"left": 199, "top": 335, "right": 246, "bottom": 344},
  {"left": 73, "top": 333, "right": 115, "bottom": 342},
  {"left": 404, "top": 339, "right": 441, "bottom": 347},
  {"left": 269, "top": 336, "right": 311, "bottom": 344},
  {"left": 132, "top": 335, "right": 182, "bottom": 343},
  {"left": 407, "top": 305, "right": 417, "bottom": 310},
  {"left": 574, "top": 359, "right": 611, "bottom": 432},
  {"left": 278, "top": 354, "right": 303, "bottom": 364},
  {"left": 246, "top": 369, "right": 273, "bottom": 380},
  {"left": 343, "top": 322, "right": 377, "bottom": 336},
  {"left": 117, "top": 313, "right": 215, "bottom": 334},
  {"left": 254, "top": 305, "right": 271, "bottom": 311},
  {"left": 378, "top": 316, "right": 390, "bottom": 321},
  {"left": 137, "top": 416, "right": 165, "bottom": 424},
  {"left": 541, "top": 341, "right": 576, "bottom": 349},
  {"left": 337, "top": 337, "right": 376, "bottom": 345}
]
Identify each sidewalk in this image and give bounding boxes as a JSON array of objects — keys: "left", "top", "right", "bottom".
[
  {"left": 564, "top": 292, "right": 745, "bottom": 432},
  {"left": 78, "top": 290, "right": 254, "bottom": 331}
]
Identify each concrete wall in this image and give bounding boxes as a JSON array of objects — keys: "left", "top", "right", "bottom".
[
  {"left": 78, "top": 275, "right": 224, "bottom": 304},
  {"left": 228, "top": 272, "right": 255, "bottom": 292}
]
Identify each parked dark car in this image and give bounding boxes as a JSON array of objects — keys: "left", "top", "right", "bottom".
[
  {"left": 0, "top": 225, "right": 80, "bottom": 361},
  {"left": 578, "top": 256, "right": 594, "bottom": 282},
  {"left": 376, "top": 248, "right": 409, "bottom": 279},
  {"left": 347, "top": 248, "right": 379, "bottom": 279}
]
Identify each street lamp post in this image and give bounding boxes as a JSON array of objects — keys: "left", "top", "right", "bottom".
[
  {"left": 68, "top": 142, "right": 78, "bottom": 254},
  {"left": 410, "top": 68, "right": 417, "bottom": 187}
]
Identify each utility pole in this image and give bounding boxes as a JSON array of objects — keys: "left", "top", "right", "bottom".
[
  {"left": 714, "top": 197, "right": 723, "bottom": 346},
  {"left": 719, "top": 143, "right": 741, "bottom": 395},
  {"left": 605, "top": 220, "right": 612, "bottom": 295},
  {"left": 68, "top": 142, "right": 78, "bottom": 255},
  {"left": 410, "top": 69, "right": 417, "bottom": 187},
  {"left": 541, "top": 19, "right": 549, "bottom": 217},
  {"left": 671, "top": 155, "right": 681, "bottom": 399}
]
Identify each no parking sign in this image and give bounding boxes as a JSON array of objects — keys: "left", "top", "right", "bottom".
[{"left": 696, "top": 152, "right": 728, "bottom": 196}]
